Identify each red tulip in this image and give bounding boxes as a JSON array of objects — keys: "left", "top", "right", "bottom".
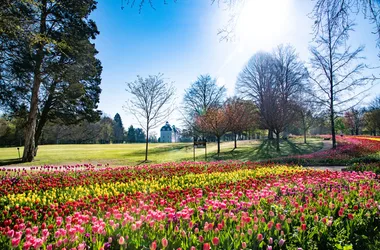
[
  {"left": 203, "top": 243, "right": 210, "bottom": 250},
  {"left": 257, "top": 233, "right": 263, "bottom": 241},
  {"left": 212, "top": 237, "right": 219, "bottom": 246}
]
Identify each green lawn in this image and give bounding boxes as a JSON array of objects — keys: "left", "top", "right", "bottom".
[{"left": 0, "top": 138, "right": 323, "bottom": 167}]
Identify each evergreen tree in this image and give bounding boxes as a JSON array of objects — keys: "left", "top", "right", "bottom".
[
  {"left": 135, "top": 128, "right": 146, "bottom": 143},
  {"left": 0, "top": 0, "right": 101, "bottom": 162},
  {"left": 126, "top": 125, "right": 136, "bottom": 143},
  {"left": 113, "top": 113, "right": 124, "bottom": 143}
]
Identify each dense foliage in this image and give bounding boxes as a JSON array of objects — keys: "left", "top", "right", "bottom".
[{"left": 0, "top": 0, "right": 102, "bottom": 161}]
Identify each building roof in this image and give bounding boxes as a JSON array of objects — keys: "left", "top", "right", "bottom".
[{"left": 160, "top": 121, "right": 172, "bottom": 131}]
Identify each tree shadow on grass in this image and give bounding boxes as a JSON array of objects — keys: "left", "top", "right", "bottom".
[
  {"left": 203, "top": 140, "right": 278, "bottom": 162},
  {"left": 255, "top": 139, "right": 278, "bottom": 159},
  {"left": 284, "top": 139, "right": 323, "bottom": 156},
  {"left": 181, "top": 139, "right": 322, "bottom": 163},
  {"left": 134, "top": 160, "right": 152, "bottom": 166},
  {"left": 0, "top": 158, "right": 23, "bottom": 167},
  {"left": 283, "top": 140, "right": 303, "bottom": 155}
]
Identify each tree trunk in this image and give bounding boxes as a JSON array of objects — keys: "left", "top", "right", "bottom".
[
  {"left": 145, "top": 125, "right": 149, "bottom": 162},
  {"left": 234, "top": 133, "right": 237, "bottom": 149},
  {"left": 217, "top": 136, "right": 221, "bottom": 156},
  {"left": 23, "top": 77, "right": 42, "bottom": 162},
  {"left": 330, "top": 109, "right": 336, "bottom": 149},
  {"left": 22, "top": 0, "right": 47, "bottom": 162},
  {"left": 275, "top": 132, "right": 280, "bottom": 151},
  {"left": 303, "top": 130, "right": 307, "bottom": 144},
  {"left": 268, "top": 129, "right": 274, "bottom": 140},
  {"left": 327, "top": 15, "right": 336, "bottom": 150},
  {"left": 34, "top": 83, "right": 56, "bottom": 156},
  {"left": 302, "top": 116, "right": 307, "bottom": 144}
]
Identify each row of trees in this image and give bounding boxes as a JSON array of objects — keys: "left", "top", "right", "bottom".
[
  {"left": 0, "top": 113, "right": 154, "bottom": 146},
  {"left": 340, "top": 97, "right": 380, "bottom": 135},
  {"left": 121, "top": 0, "right": 380, "bottom": 158},
  {"left": 122, "top": 19, "right": 380, "bottom": 159},
  {"left": 195, "top": 98, "right": 258, "bottom": 155},
  {"left": 179, "top": 74, "right": 259, "bottom": 155}
]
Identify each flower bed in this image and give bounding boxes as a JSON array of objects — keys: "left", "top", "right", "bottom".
[
  {"left": 345, "top": 162, "right": 380, "bottom": 174},
  {"left": 0, "top": 162, "right": 380, "bottom": 249},
  {"left": 273, "top": 136, "right": 380, "bottom": 166}
]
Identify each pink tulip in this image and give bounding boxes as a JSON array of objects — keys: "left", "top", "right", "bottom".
[
  {"left": 32, "top": 226, "right": 39, "bottom": 235},
  {"left": 78, "top": 243, "right": 86, "bottom": 250},
  {"left": 7, "top": 230, "right": 14, "bottom": 238},
  {"left": 162, "top": 237, "right": 168, "bottom": 248},
  {"left": 42, "top": 229, "right": 49, "bottom": 238},
  {"left": 11, "top": 237, "right": 20, "bottom": 248},
  {"left": 314, "top": 215, "right": 319, "bottom": 222},
  {"left": 151, "top": 241, "right": 157, "bottom": 250}
]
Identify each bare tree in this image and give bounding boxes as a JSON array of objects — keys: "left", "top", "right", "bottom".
[
  {"left": 312, "top": 0, "right": 380, "bottom": 57},
  {"left": 121, "top": 0, "right": 380, "bottom": 44},
  {"left": 271, "top": 45, "right": 309, "bottom": 149},
  {"left": 125, "top": 73, "right": 175, "bottom": 162},
  {"left": 295, "top": 97, "right": 318, "bottom": 143},
  {"left": 183, "top": 75, "right": 226, "bottom": 117},
  {"left": 121, "top": 0, "right": 241, "bottom": 12},
  {"left": 182, "top": 74, "right": 226, "bottom": 139},
  {"left": 236, "top": 51, "right": 277, "bottom": 140},
  {"left": 309, "top": 0, "right": 376, "bottom": 148},
  {"left": 219, "top": 0, "right": 380, "bottom": 43},
  {"left": 237, "top": 45, "right": 308, "bottom": 151}
]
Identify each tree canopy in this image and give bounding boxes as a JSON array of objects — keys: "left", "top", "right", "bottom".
[{"left": 0, "top": 0, "right": 102, "bottom": 161}]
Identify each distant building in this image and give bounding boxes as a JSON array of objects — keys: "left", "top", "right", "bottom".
[{"left": 160, "top": 121, "right": 180, "bottom": 143}]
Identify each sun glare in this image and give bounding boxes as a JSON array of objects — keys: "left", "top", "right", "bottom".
[{"left": 237, "top": 0, "right": 291, "bottom": 50}]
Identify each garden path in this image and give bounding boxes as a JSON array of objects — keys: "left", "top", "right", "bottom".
[{"left": 304, "top": 140, "right": 347, "bottom": 171}]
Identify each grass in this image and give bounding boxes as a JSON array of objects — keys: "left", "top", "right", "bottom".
[{"left": 0, "top": 138, "right": 324, "bottom": 167}]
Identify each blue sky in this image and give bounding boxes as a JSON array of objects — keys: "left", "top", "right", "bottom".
[{"left": 91, "top": 0, "right": 380, "bottom": 135}]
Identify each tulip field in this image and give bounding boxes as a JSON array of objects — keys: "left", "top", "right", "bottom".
[
  {"left": 0, "top": 136, "right": 379, "bottom": 249},
  {"left": 276, "top": 136, "right": 380, "bottom": 166},
  {"left": 0, "top": 158, "right": 380, "bottom": 250}
]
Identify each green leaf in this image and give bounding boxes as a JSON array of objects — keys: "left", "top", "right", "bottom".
[{"left": 335, "top": 244, "right": 343, "bottom": 249}]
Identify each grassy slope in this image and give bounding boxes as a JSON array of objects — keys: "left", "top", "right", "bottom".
[{"left": 0, "top": 138, "right": 323, "bottom": 167}]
